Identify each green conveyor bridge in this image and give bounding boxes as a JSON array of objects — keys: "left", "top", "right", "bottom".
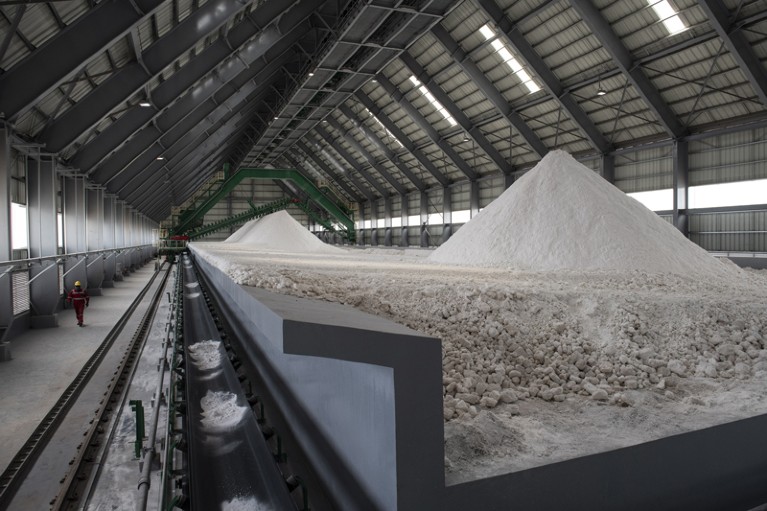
[{"left": 170, "top": 167, "right": 355, "bottom": 241}]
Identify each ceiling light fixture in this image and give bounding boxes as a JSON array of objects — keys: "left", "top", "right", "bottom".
[
  {"left": 596, "top": 76, "right": 606, "bottom": 96},
  {"left": 139, "top": 101, "right": 151, "bottom": 107},
  {"left": 308, "top": 71, "right": 315, "bottom": 77},
  {"left": 156, "top": 156, "right": 165, "bottom": 160}
]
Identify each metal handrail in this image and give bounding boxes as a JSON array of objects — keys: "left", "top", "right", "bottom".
[{"left": 0, "top": 244, "right": 154, "bottom": 270}]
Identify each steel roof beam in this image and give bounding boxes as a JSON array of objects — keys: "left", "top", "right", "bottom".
[
  {"left": 430, "top": 23, "right": 550, "bottom": 157},
  {"left": 698, "top": 0, "right": 767, "bottom": 107},
  {"left": 375, "top": 74, "right": 478, "bottom": 181},
  {"left": 0, "top": 0, "right": 164, "bottom": 121},
  {"left": 570, "top": 0, "right": 685, "bottom": 138},
  {"left": 296, "top": 139, "right": 374, "bottom": 202},
  {"left": 338, "top": 104, "right": 427, "bottom": 192},
  {"left": 39, "top": 0, "right": 254, "bottom": 153},
  {"left": 315, "top": 124, "right": 390, "bottom": 198},
  {"left": 468, "top": 2, "right": 611, "bottom": 154},
  {"left": 72, "top": 1, "right": 320, "bottom": 175},
  {"left": 281, "top": 151, "right": 356, "bottom": 204},
  {"left": 400, "top": 52, "right": 514, "bottom": 178},
  {"left": 326, "top": 116, "right": 410, "bottom": 195},
  {"left": 354, "top": 91, "right": 450, "bottom": 187}
]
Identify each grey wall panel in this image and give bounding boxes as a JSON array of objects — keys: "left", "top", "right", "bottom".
[
  {"left": 614, "top": 146, "right": 674, "bottom": 193},
  {"left": 689, "top": 128, "right": 767, "bottom": 186}
]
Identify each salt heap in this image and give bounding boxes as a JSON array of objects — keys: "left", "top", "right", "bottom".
[
  {"left": 430, "top": 150, "right": 734, "bottom": 278},
  {"left": 225, "top": 210, "right": 341, "bottom": 254}
]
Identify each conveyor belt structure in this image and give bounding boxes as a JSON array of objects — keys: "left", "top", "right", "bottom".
[{"left": 179, "top": 255, "right": 295, "bottom": 510}]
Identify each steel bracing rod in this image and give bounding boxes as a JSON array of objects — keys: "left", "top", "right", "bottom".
[
  {"left": 698, "top": 0, "right": 767, "bottom": 107},
  {"left": 283, "top": 148, "right": 365, "bottom": 203},
  {"left": 38, "top": 0, "right": 253, "bottom": 154},
  {"left": 314, "top": 124, "right": 390, "bottom": 198},
  {"left": 96, "top": 39, "right": 299, "bottom": 191},
  {"left": 0, "top": 0, "right": 164, "bottom": 122},
  {"left": 430, "top": 22, "right": 551, "bottom": 157},
  {"left": 325, "top": 116, "right": 410, "bottom": 195},
  {"left": 74, "top": 1, "right": 321, "bottom": 177},
  {"left": 296, "top": 139, "right": 374, "bottom": 201},
  {"left": 374, "top": 74, "right": 478, "bottom": 180},
  {"left": 466, "top": 2, "right": 610, "bottom": 154},
  {"left": 338, "top": 103, "right": 427, "bottom": 191},
  {"left": 353, "top": 91, "right": 450, "bottom": 187},
  {"left": 114, "top": 75, "right": 280, "bottom": 202},
  {"left": 569, "top": 0, "right": 685, "bottom": 138},
  {"left": 399, "top": 52, "right": 514, "bottom": 177},
  {"left": 0, "top": 5, "right": 24, "bottom": 68}
]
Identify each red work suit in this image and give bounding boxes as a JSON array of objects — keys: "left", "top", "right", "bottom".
[{"left": 66, "top": 287, "right": 90, "bottom": 326}]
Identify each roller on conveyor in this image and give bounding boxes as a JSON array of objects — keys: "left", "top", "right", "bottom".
[{"left": 179, "top": 255, "right": 295, "bottom": 510}]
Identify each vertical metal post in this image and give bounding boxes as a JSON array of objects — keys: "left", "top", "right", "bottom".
[
  {"left": 470, "top": 180, "right": 480, "bottom": 218},
  {"left": 440, "top": 186, "right": 453, "bottom": 244},
  {"left": 370, "top": 199, "right": 379, "bottom": 246},
  {"left": 602, "top": 153, "right": 615, "bottom": 184},
  {"left": 0, "top": 123, "right": 14, "bottom": 338},
  {"left": 102, "top": 194, "right": 116, "bottom": 287},
  {"left": 62, "top": 175, "right": 87, "bottom": 291},
  {"left": 86, "top": 187, "right": 104, "bottom": 295},
  {"left": 114, "top": 200, "right": 125, "bottom": 280},
  {"left": 383, "top": 196, "right": 392, "bottom": 246},
  {"left": 673, "top": 139, "right": 689, "bottom": 236},
  {"left": 357, "top": 201, "right": 365, "bottom": 246},
  {"left": 399, "top": 193, "right": 408, "bottom": 248},
  {"left": 420, "top": 192, "right": 429, "bottom": 248},
  {"left": 27, "top": 154, "right": 59, "bottom": 327}
]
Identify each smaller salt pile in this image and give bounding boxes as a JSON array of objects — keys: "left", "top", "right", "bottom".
[
  {"left": 199, "top": 390, "right": 248, "bottom": 433},
  {"left": 225, "top": 210, "right": 341, "bottom": 254},
  {"left": 187, "top": 340, "right": 223, "bottom": 371},
  {"left": 429, "top": 150, "right": 735, "bottom": 278}
]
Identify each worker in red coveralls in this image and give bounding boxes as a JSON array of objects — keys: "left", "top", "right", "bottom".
[{"left": 66, "top": 281, "right": 90, "bottom": 327}]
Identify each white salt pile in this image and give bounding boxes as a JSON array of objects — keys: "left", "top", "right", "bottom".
[
  {"left": 222, "top": 497, "right": 259, "bottom": 511},
  {"left": 187, "top": 340, "right": 223, "bottom": 371},
  {"left": 225, "top": 210, "right": 341, "bottom": 255},
  {"left": 430, "top": 150, "right": 735, "bottom": 278},
  {"left": 199, "top": 390, "right": 248, "bottom": 433}
]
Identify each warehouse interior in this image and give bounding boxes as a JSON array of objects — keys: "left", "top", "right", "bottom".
[{"left": 2, "top": 0, "right": 767, "bottom": 510}]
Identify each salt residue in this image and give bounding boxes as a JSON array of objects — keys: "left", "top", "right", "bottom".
[
  {"left": 221, "top": 496, "right": 264, "bottom": 511},
  {"left": 224, "top": 210, "right": 341, "bottom": 254},
  {"left": 200, "top": 390, "right": 248, "bottom": 432},
  {"left": 187, "top": 340, "right": 222, "bottom": 370},
  {"left": 429, "top": 150, "right": 735, "bottom": 278}
]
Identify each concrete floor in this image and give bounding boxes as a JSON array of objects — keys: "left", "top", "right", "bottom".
[{"left": 0, "top": 265, "right": 156, "bottom": 488}]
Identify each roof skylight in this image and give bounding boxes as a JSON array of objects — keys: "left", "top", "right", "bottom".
[
  {"left": 364, "top": 108, "right": 404, "bottom": 148},
  {"left": 479, "top": 24, "right": 540, "bottom": 94},
  {"left": 647, "top": 0, "right": 686, "bottom": 35},
  {"left": 408, "top": 76, "right": 458, "bottom": 126}
]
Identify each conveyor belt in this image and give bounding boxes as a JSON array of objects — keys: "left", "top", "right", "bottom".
[{"left": 180, "top": 255, "right": 295, "bottom": 510}]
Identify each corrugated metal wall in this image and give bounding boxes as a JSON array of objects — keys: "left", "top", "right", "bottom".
[
  {"left": 689, "top": 127, "right": 767, "bottom": 186},
  {"left": 614, "top": 146, "right": 674, "bottom": 193}
]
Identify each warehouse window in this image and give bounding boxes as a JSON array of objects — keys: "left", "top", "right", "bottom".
[
  {"left": 409, "top": 76, "right": 458, "bottom": 126},
  {"left": 364, "top": 220, "right": 372, "bottom": 229},
  {"left": 392, "top": 217, "right": 402, "bottom": 228},
  {"left": 689, "top": 179, "right": 767, "bottom": 209},
  {"left": 452, "top": 210, "right": 471, "bottom": 224},
  {"left": 479, "top": 24, "right": 540, "bottom": 94},
  {"left": 407, "top": 215, "right": 420, "bottom": 226},
  {"left": 377, "top": 219, "right": 385, "bottom": 229},
  {"left": 647, "top": 0, "right": 686, "bottom": 35},
  {"left": 427, "top": 213, "right": 443, "bottom": 225},
  {"left": 627, "top": 189, "right": 673, "bottom": 211},
  {"left": 11, "top": 203, "right": 28, "bottom": 250}
]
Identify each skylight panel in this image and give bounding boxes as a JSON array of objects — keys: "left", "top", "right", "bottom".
[
  {"left": 479, "top": 24, "right": 540, "bottom": 94},
  {"left": 408, "top": 76, "right": 458, "bottom": 126},
  {"left": 647, "top": 0, "right": 686, "bottom": 35},
  {"left": 364, "top": 108, "right": 404, "bottom": 148}
]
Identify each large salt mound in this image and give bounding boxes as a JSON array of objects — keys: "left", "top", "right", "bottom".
[
  {"left": 429, "top": 150, "right": 735, "bottom": 278},
  {"left": 225, "top": 210, "right": 341, "bottom": 254}
]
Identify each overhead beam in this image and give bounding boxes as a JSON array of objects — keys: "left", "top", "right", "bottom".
[
  {"left": 354, "top": 91, "right": 450, "bottom": 187},
  {"left": 0, "top": 0, "right": 164, "bottom": 121},
  {"left": 288, "top": 143, "right": 368, "bottom": 203},
  {"left": 698, "top": 0, "right": 767, "bottom": 107},
  {"left": 326, "top": 116, "right": 411, "bottom": 195},
  {"left": 296, "top": 139, "right": 375, "bottom": 202},
  {"left": 570, "top": 0, "right": 685, "bottom": 138},
  {"left": 315, "top": 124, "right": 390, "bottom": 198},
  {"left": 375, "top": 74, "right": 478, "bottom": 181},
  {"left": 400, "top": 52, "right": 514, "bottom": 177},
  {"left": 39, "top": 0, "right": 253, "bottom": 153},
  {"left": 467, "top": 3, "right": 611, "bottom": 154}
]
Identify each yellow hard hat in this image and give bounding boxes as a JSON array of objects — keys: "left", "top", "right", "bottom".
[{"left": 74, "top": 281, "right": 81, "bottom": 287}]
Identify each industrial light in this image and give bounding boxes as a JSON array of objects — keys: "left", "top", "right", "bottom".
[
  {"left": 596, "top": 76, "right": 607, "bottom": 96},
  {"left": 308, "top": 71, "right": 315, "bottom": 76},
  {"left": 479, "top": 24, "right": 540, "bottom": 94},
  {"left": 274, "top": 116, "right": 279, "bottom": 120},
  {"left": 408, "top": 76, "right": 458, "bottom": 126},
  {"left": 156, "top": 156, "right": 165, "bottom": 160},
  {"left": 139, "top": 101, "right": 151, "bottom": 107}
]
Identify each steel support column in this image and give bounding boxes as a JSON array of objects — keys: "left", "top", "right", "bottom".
[
  {"left": 86, "top": 187, "right": 104, "bottom": 295},
  {"left": 602, "top": 154, "right": 615, "bottom": 184},
  {"left": 0, "top": 125, "right": 14, "bottom": 339},
  {"left": 114, "top": 201, "right": 126, "bottom": 280},
  {"left": 441, "top": 186, "right": 452, "bottom": 244},
  {"left": 371, "top": 200, "right": 379, "bottom": 246},
  {"left": 62, "top": 176, "right": 87, "bottom": 292},
  {"left": 102, "top": 194, "right": 116, "bottom": 287},
  {"left": 400, "top": 193, "right": 409, "bottom": 247},
  {"left": 673, "top": 139, "right": 689, "bottom": 236},
  {"left": 384, "top": 196, "right": 393, "bottom": 246},
  {"left": 420, "top": 192, "right": 429, "bottom": 248},
  {"left": 27, "top": 155, "right": 59, "bottom": 327},
  {"left": 357, "top": 202, "right": 365, "bottom": 246}
]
